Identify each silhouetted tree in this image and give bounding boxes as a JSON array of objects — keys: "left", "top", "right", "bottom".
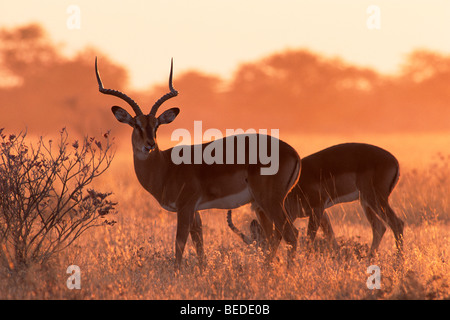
[{"left": 0, "top": 24, "right": 129, "bottom": 138}]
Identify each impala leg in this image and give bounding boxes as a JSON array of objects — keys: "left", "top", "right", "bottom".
[
  {"left": 253, "top": 204, "right": 289, "bottom": 263},
  {"left": 383, "top": 203, "right": 404, "bottom": 255},
  {"left": 265, "top": 204, "right": 297, "bottom": 265},
  {"left": 306, "top": 207, "right": 324, "bottom": 246},
  {"left": 362, "top": 190, "right": 404, "bottom": 256},
  {"left": 374, "top": 169, "right": 404, "bottom": 255},
  {"left": 282, "top": 221, "right": 298, "bottom": 265},
  {"left": 362, "top": 202, "right": 386, "bottom": 257},
  {"left": 246, "top": 146, "right": 300, "bottom": 264},
  {"left": 266, "top": 227, "right": 282, "bottom": 263},
  {"left": 252, "top": 204, "right": 298, "bottom": 262},
  {"left": 253, "top": 207, "right": 275, "bottom": 254},
  {"left": 190, "top": 211, "right": 205, "bottom": 269},
  {"left": 320, "top": 211, "right": 338, "bottom": 251},
  {"left": 175, "top": 209, "right": 195, "bottom": 270},
  {"left": 262, "top": 201, "right": 298, "bottom": 265},
  {"left": 264, "top": 203, "right": 298, "bottom": 264}
]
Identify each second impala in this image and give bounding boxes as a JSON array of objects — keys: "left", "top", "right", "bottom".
[
  {"left": 95, "top": 58, "right": 301, "bottom": 269},
  {"left": 228, "top": 143, "right": 404, "bottom": 257}
]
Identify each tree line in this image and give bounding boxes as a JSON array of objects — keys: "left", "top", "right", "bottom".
[{"left": 1, "top": 23, "right": 449, "bottom": 141}]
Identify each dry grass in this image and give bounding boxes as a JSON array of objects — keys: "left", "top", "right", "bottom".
[{"left": 0, "top": 141, "right": 449, "bottom": 300}]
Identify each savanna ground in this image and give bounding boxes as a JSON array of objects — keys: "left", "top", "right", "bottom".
[{"left": 0, "top": 133, "right": 449, "bottom": 300}]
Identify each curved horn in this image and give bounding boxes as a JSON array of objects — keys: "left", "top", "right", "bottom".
[
  {"left": 95, "top": 57, "right": 143, "bottom": 116},
  {"left": 149, "top": 58, "right": 178, "bottom": 116}
]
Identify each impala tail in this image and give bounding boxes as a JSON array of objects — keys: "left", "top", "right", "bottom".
[{"left": 227, "top": 210, "right": 252, "bottom": 245}]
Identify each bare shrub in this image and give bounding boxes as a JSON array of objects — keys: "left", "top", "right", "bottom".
[{"left": 0, "top": 128, "right": 117, "bottom": 271}]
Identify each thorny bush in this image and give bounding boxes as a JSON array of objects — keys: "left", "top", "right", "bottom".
[{"left": 0, "top": 128, "right": 117, "bottom": 271}]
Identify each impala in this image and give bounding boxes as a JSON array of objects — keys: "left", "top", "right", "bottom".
[
  {"left": 227, "top": 143, "right": 404, "bottom": 257},
  {"left": 95, "top": 58, "right": 301, "bottom": 268}
]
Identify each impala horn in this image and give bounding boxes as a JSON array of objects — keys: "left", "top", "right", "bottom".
[
  {"left": 149, "top": 58, "right": 178, "bottom": 116},
  {"left": 95, "top": 57, "right": 143, "bottom": 116}
]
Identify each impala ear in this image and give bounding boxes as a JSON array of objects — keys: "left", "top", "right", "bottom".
[
  {"left": 112, "top": 106, "right": 135, "bottom": 127},
  {"left": 157, "top": 107, "right": 180, "bottom": 125}
]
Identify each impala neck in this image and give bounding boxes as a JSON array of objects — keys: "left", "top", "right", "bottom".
[{"left": 132, "top": 143, "right": 168, "bottom": 199}]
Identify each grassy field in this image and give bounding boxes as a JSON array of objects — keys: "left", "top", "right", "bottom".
[{"left": 0, "top": 134, "right": 449, "bottom": 300}]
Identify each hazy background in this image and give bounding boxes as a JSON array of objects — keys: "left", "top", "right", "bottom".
[
  {"left": 1, "top": 1, "right": 449, "bottom": 166},
  {"left": 1, "top": 3, "right": 449, "bottom": 300}
]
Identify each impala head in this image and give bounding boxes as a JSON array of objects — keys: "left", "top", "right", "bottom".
[{"left": 95, "top": 57, "right": 180, "bottom": 157}]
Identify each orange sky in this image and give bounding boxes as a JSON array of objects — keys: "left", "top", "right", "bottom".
[{"left": 2, "top": 1, "right": 450, "bottom": 89}]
